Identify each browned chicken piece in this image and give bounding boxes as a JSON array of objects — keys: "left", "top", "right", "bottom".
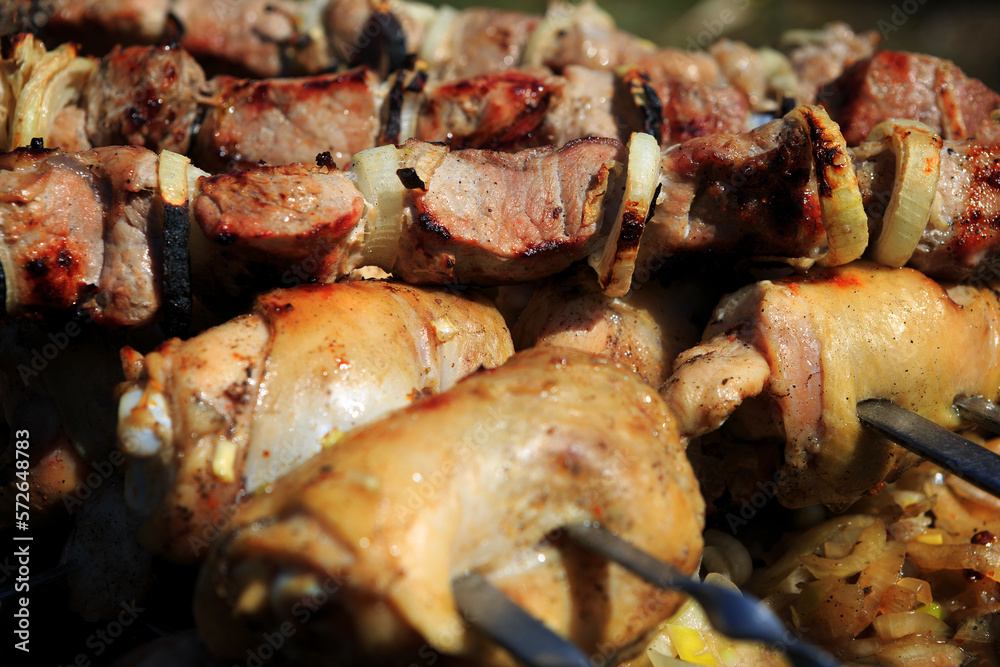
[
  {"left": 194, "top": 346, "right": 703, "bottom": 665},
  {"left": 117, "top": 280, "right": 513, "bottom": 562},
  {"left": 0, "top": 144, "right": 164, "bottom": 327},
  {"left": 823, "top": 50, "right": 1000, "bottom": 145},
  {"left": 662, "top": 261, "right": 1000, "bottom": 508},
  {"left": 83, "top": 43, "right": 207, "bottom": 154},
  {"left": 194, "top": 67, "right": 383, "bottom": 172},
  {"left": 512, "top": 266, "right": 715, "bottom": 387}
]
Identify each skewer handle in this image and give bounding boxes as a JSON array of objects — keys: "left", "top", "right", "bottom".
[{"left": 953, "top": 395, "right": 1000, "bottom": 436}]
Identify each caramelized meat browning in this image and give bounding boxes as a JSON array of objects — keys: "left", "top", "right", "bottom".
[
  {"left": 0, "top": 145, "right": 162, "bottom": 326},
  {"left": 83, "top": 43, "right": 206, "bottom": 154},
  {"left": 194, "top": 347, "right": 702, "bottom": 665},
  {"left": 824, "top": 51, "right": 1000, "bottom": 145},
  {"left": 194, "top": 67, "right": 382, "bottom": 172},
  {"left": 663, "top": 262, "right": 1000, "bottom": 508},
  {"left": 395, "top": 137, "right": 626, "bottom": 284}
]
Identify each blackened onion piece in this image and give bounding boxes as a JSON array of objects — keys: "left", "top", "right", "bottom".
[
  {"left": 354, "top": 7, "right": 408, "bottom": 78},
  {"left": 161, "top": 203, "right": 191, "bottom": 337}
]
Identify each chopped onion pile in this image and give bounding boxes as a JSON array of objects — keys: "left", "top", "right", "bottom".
[
  {"left": 863, "top": 120, "right": 943, "bottom": 268},
  {"left": 589, "top": 131, "right": 660, "bottom": 296},
  {"left": 744, "top": 459, "right": 1000, "bottom": 666},
  {"left": 785, "top": 105, "right": 869, "bottom": 266}
]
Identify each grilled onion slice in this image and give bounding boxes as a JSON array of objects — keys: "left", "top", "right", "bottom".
[
  {"left": 351, "top": 144, "right": 406, "bottom": 270},
  {"left": 786, "top": 104, "right": 868, "bottom": 266},
  {"left": 590, "top": 131, "right": 659, "bottom": 296},
  {"left": 864, "top": 120, "right": 943, "bottom": 268}
]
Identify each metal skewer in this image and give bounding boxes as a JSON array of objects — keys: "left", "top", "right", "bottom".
[
  {"left": 453, "top": 524, "right": 841, "bottom": 667},
  {"left": 953, "top": 395, "right": 1000, "bottom": 436},
  {"left": 453, "top": 572, "right": 591, "bottom": 667},
  {"left": 857, "top": 398, "right": 1000, "bottom": 498}
]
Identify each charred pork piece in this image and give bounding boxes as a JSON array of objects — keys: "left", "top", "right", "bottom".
[
  {"left": 823, "top": 50, "right": 1000, "bottom": 145},
  {"left": 193, "top": 67, "right": 383, "bottom": 172},
  {"left": 662, "top": 261, "right": 1000, "bottom": 509},
  {"left": 195, "top": 137, "right": 628, "bottom": 285},
  {"left": 0, "top": 144, "right": 167, "bottom": 327},
  {"left": 116, "top": 280, "right": 513, "bottom": 562},
  {"left": 193, "top": 347, "right": 703, "bottom": 665},
  {"left": 512, "top": 265, "right": 716, "bottom": 388},
  {"left": 81, "top": 42, "right": 207, "bottom": 154}
]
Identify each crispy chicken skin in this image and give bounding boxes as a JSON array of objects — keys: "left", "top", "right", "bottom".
[
  {"left": 663, "top": 261, "right": 1000, "bottom": 508},
  {"left": 194, "top": 347, "right": 703, "bottom": 665},
  {"left": 117, "top": 280, "right": 513, "bottom": 562}
]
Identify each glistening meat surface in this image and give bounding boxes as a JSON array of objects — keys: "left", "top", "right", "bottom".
[
  {"left": 194, "top": 347, "right": 703, "bottom": 665},
  {"left": 663, "top": 261, "right": 1000, "bottom": 508},
  {"left": 117, "top": 280, "right": 513, "bottom": 562}
]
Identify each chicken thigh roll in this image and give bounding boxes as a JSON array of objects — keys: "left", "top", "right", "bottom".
[
  {"left": 117, "top": 280, "right": 513, "bottom": 562},
  {"left": 194, "top": 346, "right": 702, "bottom": 665},
  {"left": 663, "top": 261, "right": 1000, "bottom": 508}
]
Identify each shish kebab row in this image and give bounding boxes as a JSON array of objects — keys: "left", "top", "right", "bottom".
[
  {"left": 2, "top": 98, "right": 999, "bottom": 335},
  {"left": 6, "top": 19, "right": 1000, "bottom": 174}
]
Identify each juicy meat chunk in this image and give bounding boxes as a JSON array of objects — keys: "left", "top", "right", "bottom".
[
  {"left": 643, "top": 116, "right": 825, "bottom": 267},
  {"left": 429, "top": 9, "right": 539, "bottom": 80},
  {"left": 45, "top": 0, "right": 170, "bottom": 45},
  {"left": 823, "top": 51, "right": 1000, "bottom": 145},
  {"left": 636, "top": 49, "right": 751, "bottom": 144},
  {"left": 82, "top": 43, "right": 206, "bottom": 154},
  {"left": 397, "top": 137, "right": 626, "bottom": 284},
  {"left": 416, "top": 69, "right": 558, "bottom": 151},
  {"left": 782, "top": 22, "right": 879, "bottom": 104},
  {"left": 192, "top": 163, "right": 366, "bottom": 279},
  {"left": 0, "top": 145, "right": 162, "bottom": 326},
  {"left": 663, "top": 262, "right": 1000, "bottom": 508},
  {"left": 194, "top": 67, "right": 382, "bottom": 172},
  {"left": 194, "top": 347, "right": 702, "bottom": 665},
  {"left": 170, "top": 0, "right": 300, "bottom": 76},
  {"left": 541, "top": 65, "right": 620, "bottom": 146},
  {"left": 117, "top": 280, "right": 513, "bottom": 562}
]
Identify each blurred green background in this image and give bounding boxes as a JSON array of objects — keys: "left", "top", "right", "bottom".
[{"left": 437, "top": 0, "right": 1000, "bottom": 90}]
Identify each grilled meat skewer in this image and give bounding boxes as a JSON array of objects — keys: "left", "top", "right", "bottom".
[
  {"left": 193, "top": 346, "right": 704, "bottom": 665},
  {"left": 662, "top": 261, "right": 1000, "bottom": 508},
  {"left": 116, "top": 279, "right": 513, "bottom": 562},
  {"left": 6, "top": 102, "right": 1000, "bottom": 328}
]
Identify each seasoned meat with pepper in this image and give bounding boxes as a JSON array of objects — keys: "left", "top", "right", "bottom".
[
  {"left": 823, "top": 51, "right": 1000, "bottom": 145},
  {"left": 662, "top": 261, "right": 1000, "bottom": 508},
  {"left": 0, "top": 145, "right": 163, "bottom": 326},
  {"left": 117, "top": 280, "right": 513, "bottom": 562},
  {"left": 194, "top": 347, "right": 703, "bottom": 666},
  {"left": 194, "top": 67, "right": 383, "bottom": 172},
  {"left": 83, "top": 43, "right": 206, "bottom": 154}
]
